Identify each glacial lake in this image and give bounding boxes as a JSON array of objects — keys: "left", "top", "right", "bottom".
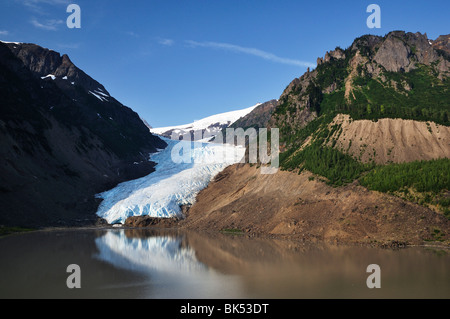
[{"left": 0, "top": 228, "right": 448, "bottom": 299}]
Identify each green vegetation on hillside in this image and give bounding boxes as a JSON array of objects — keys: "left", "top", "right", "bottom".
[
  {"left": 275, "top": 34, "right": 450, "bottom": 216},
  {"left": 282, "top": 141, "right": 373, "bottom": 186},
  {"left": 313, "top": 64, "right": 450, "bottom": 126},
  {"left": 277, "top": 61, "right": 450, "bottom": 213},
  {"left": 315, "top": 49, "right": 351, "bottom": 89},
  {"left": 360, "top": 159, "right": 449, "bottom": 193},
  {"left": 360, "top": 159, "right": 450, "bottom": 217},
  {"left": 281, "top": 140, "right": 450, "bottom": 216},
  {"left": 347, "top": 65, "right": 450, "bottom": 125},
  {"left": 279, "top": 112, "right": 336, "bottom": 148},
  {"left": 280, "top": 118, "right": 374, "bottom": 187}
]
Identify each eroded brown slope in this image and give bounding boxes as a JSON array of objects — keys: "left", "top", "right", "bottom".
[
  {"left": 328, "top": 114, "right": 450, "bottom": 164},
  {"left": 179, "top": 164, "right": 450, "bottom": 246}
]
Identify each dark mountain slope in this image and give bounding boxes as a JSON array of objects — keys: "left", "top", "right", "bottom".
[
  {"left": 0, "top": 41, "right": 166, "bottom": 228},
  {"left": 227, "top": 99, "right": 278, "bottom": 131}
]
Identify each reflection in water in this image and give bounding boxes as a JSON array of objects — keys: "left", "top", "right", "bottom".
[
  {"left": 0, "top": 228, "right": 449, "bottom": 299},
  {"left": 94, "top": 230, "right": 244, "bottom": 298},
  {"left": 95, "top": 231, "right": 205, "bottom": 274}
]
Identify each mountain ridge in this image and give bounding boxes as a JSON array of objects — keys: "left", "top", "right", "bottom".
[
  {"left": 178, "top": 31, "right": 450, "bottom": 245},
  {"left": 271, "top": 31, "right": 450, "bottom": 141},
  {"left": 274, "top": 31, "right": 449, "bottom": 213},
  {"left": 0, "top": 41, "right": 166, "bottom": 227},
  {"left": 227, "top": 99, "right": 278, "bottom": 131}
]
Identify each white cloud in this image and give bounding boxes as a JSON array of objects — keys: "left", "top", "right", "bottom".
[
  {"left": 0, "top": 31, "right": 9, "bottom": 36},
  {"left": 18, "top": 0, "right": 70, "bottom": 15},
  {"left": 186, "top": 40, "right": 316, "bottom": 68},
  {"left": 31, "top": 18, "right": 64, "bottom": 31},
  {"left": 22, "top": 0, "right": 70, "bottom": 9},
  {"left": 159, "top": 38, "right": 174, "bottom": 46}
]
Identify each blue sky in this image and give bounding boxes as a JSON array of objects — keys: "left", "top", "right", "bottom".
[{"left": 1, "top": 0, "right": 449, "bottom": 127}]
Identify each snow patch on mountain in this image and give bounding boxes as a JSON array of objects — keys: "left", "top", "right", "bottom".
[
  {"left": 151, "top": 103, "right": 261, "bottom": 140},
  {"left": 89, "top": 90, "right": 109, "bottom": 102},
  {"left": 41, "top": 74, "right": 56, "bottom": 80},
  {"left": 0, "top": 40, "right": 22, "bottom": 45}
]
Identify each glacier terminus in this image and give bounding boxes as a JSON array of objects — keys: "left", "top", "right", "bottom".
[{"left": 95, "top": 138, "right": 245, "bottom": 224}]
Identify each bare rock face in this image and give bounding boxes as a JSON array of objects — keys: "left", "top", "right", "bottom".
[
  {"left": 374, "top": 31, "right": 442, "bottom": 72},
  {"left": 317, "top": 47, "right": 346, "bottom": 66},
  {"left": 350, "top": 34, "right": 383, "bottom": 52},
  {"left": 7, "top": 43, "right": 109, "bottom": 94},
  {"left": 269, "top": 69, "right": 319, "bottom": 137},
  {"left": 374, "top": 33, "right": 413, "bottom": 72},
  {"left": 432, "top": 34, "right": 450, "bottom": 55},
  {"left": 324, "top": 48, "right": 346, "bottom": 62},
  {"left": 228, "top": 99, "right": 278, "bottom": 130}
]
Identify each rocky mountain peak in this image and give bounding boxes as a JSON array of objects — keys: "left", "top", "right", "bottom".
[
  {"left": 373, "top": 31, "right": 440, "bottom": 72},
  {"left": 317, "top": 47, "right": 346, "bottom": 66},
  {"left": 0, "top": 40, "right": 167, "bottom": 227},
  {"left": 2, "top": 41, "right": 109, "bottom": 95},
  {"left": 270, "top": 31, "right": 450, "bottom": 148},
  {"left": 432, "top": 34, "right": 450, "bottom": 55}
]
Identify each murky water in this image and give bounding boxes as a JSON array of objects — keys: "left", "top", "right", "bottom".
[{"left": 0, "top": 228, "right": 448, "bottom": 299}]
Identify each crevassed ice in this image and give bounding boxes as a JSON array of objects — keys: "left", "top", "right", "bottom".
[{"left": 95, "top": 138, "right": 245, "bottom": 224}]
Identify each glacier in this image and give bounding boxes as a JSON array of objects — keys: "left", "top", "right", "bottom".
[{"left": 95, "top": 138, "right": 245, "bottom": 224}]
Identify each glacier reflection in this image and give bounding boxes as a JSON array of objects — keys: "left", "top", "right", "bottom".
[{"left": 94, "top": 229, "right": 244, "bottom": 298}]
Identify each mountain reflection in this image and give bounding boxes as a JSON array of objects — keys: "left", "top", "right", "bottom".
[
  {"left": 94, "top": 229, "right": 450, "bottom": 299},
  {"left": 0, "top": 229, "right": 448, "bottom": 299}
]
